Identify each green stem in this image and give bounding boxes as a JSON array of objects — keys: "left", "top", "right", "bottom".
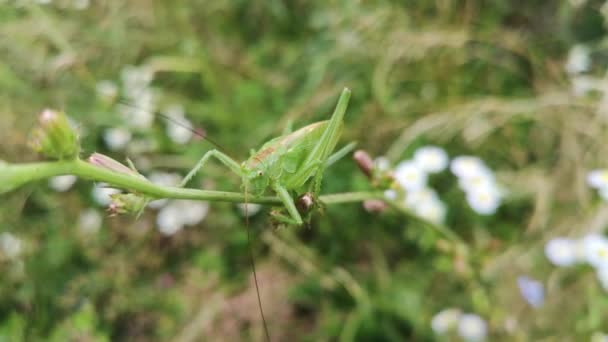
[{"left": 0, "top": 160, "right": 385, "bottom": 206}]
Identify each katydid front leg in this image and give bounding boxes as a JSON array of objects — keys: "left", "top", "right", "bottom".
[
  {"left": 180, "top": 149, "right": 244, "bottom": 187},
  {"left": 272, "top": 183, "right": 304, "bottom": 225}
]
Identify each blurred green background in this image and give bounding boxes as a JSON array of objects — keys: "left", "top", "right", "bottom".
[{"left": 2, "top": 0, "right": 608, "bottom": 341}]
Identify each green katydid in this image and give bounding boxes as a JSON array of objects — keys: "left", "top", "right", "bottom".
[{"left": 177, "top": 87, "right": 355, "bottom": 225}]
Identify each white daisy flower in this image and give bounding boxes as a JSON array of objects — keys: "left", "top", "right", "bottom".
[
  {"left": 394, "top": 160, "right": 427, "bottom": 191},
  {"left": 457, "top": 314, "right": 487, "bottom": 342},
  {"left": 163, "top": 104, "right": 193, "bottom": 145},
  {"left": 587, "top": 169, "right": 608, "bottom": 190},
  {"left": 384, "top": 189, "right": 398, "bottom": 201},
  {"left": 583, "top": 234, "right": 608, "bottom": 269},
  {"left": 565, "top": 45, "right": 591, "bottom": 75},
  {"left": 450, "top": 156, "right": 490, "bottom": 180},
  {"left": 78, "top": 208, "right": 103, "bottom": 234},
  {"left": 237, "top": 203, "right": 263, "bottom": 217},
  {"left": 49, "top": 175, "right": 77, "bottom": 192},
  {"left": 545, "top": 237, "right": 578, "bottom": 267},
  {"left": 466, "top": 184, "right": 501, "bottom": 215},
  {"left": 91, "top": 183, "right": 121, "bottom": 206},
  {"left": 431, "top": 308, "right": 462, "bottom": 335},
  {"left": 413, "top": 146, "right": 449, "bottom": 173},
  {"left": 0, "top": 233, "right": 22, "bottom": 259},
  {"left": 374, "top": 156, "right": 391, "bottom": 172},
  {"left": 404, "top": 187, "right": 439, "bottom": 209},
  {"left": 103, "top": 127, "right": 132, "bottom": 151},
  {"left": 457, "top": 170, "right": 495, "bottom": 193}
]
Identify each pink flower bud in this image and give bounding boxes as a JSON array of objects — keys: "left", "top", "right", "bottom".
[
  {"left": 363, "top": 199, "right": 388, "bottom": 213},
  {"left": 88, "top": 153, "right": 145, "bottom": 179},
  {"left": 353, "top": 150, "right": 374, "bottom": 178}
]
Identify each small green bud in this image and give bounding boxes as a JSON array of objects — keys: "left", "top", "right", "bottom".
[
  {"left": 108, "top": 193, "right": 147, "bottom": 216},
  {"left": 29, "top": 109, "right": 80, "bottom": 160}
]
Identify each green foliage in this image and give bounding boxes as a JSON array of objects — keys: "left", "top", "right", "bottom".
[{"left": 2, "top": 0, "right": 608, "bottom": 341}]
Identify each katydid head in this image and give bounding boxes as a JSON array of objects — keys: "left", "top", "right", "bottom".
[{"left": 242, "top": 167, "right": 270, "bottom": 196}]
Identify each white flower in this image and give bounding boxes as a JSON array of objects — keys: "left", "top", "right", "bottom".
[
  {"left": 103, "top": 127, "right": 132, "bottom": 151},
  {"left": 237, "top": 203, "right": 263, "bottom": 217},
  {"left": 156, "top": 200, "right": 209, "bottom": 236},
  {"left": 163, "top": 104, "right": 193, "bottom": 145},
  {"left": 587, "top": 169, "right": 608, "bottom": 190},
  {"left": 565, "top": 45, "right": 591, "bottom": 75},
  {"left": 597, "top": 267, "right": 608, "bottom": 292},
  {"left": 517, "top": 276, "right": 544, "bottom": 308},
  {"left": 374, "top": 156, "right": 391, "bottom": 172},
  {"left": 49, "top": 175, "right": 77, "bottom": 192},
  {"left": 404, "top": 187, "right": 439, "bottom": 209},
  {"left": 91, "top": 183, "right": 121, "bottom": 206},
  {"left": 457, "top": 171, "right": 495, "bottom": 193},
  {"left": 584, "top": 234, "right": 608, "bottom": 269},
  {"left": 413, "top": 146, "right": 449, "bottom": 173},
  {"left": 96, "top": 80, "right": 118, "bottom": 100},
  {"left": 394, "top": 160, "right": 427, "bottom": 191},
  {"left": 384, "top": 189, "right": 398, "bottom": 200},
  {"left": 78, "top": 209, "right": 102, "bottom": 234},
  {"left": 156, "top": 203, "right": 183, "bottom": 236},
  {"left": 0, "top": 233, "right": 22, "bottom": 259},
  {"left": 178, "top": 200, "right": 210, "bottom": 226},
  {"left": 450, "top": 156, "right": 489, "bottom": 180},
  {"left": 571, "top": 75, "right": 599, "bottom": 96},
  {"left": 415, "top": 198, "right": 447, "bottom": 225},
  {"left": 431, "top": 308, "right": 462, "bottom": 335},
  {"left": 545, "top": 237, "right": 578, "bottom": 267},
  {"left": 466, "top": 185, "right": 501, "bottom": 215},
  {"left": 121, "top": 65, "right": 153, "bottom": 96},
  {"left": 457, "top": 314, "right": 487, "bottom": 342}
]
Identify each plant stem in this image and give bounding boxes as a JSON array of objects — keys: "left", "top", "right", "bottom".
[{"left": 1, "top": 160, "right": 386, "bottom": 206}]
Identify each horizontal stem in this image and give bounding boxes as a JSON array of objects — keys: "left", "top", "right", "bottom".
[{"left": 1, "top": 160, "right": 385, "bottom": 206}]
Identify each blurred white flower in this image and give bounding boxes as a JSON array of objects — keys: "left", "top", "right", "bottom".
[
  {"left": 413, "top": 146, "right": 448, "bottom": 173},
  {"left": 163, "top": 104, "right": 193, "bottom": 145},
  {"left": 156, "top": 203, "right": 183, "bottom": 236},
  {"left": 384, "top": 189, "right": 398, "bottom": 200},
  {"left": 237, "top": 203, "right": 263, "bottom": 217},
  {"left": 517, "top": 276, "right": 544, "bottom": 308},
  {"left": 0, "top": 233, "right": 22, "bottom": 259},
  {"left": 49, "top": 175, "right": 77, "bottom": 192},
  {"left": 571, "top": 75, "right": 599, "bottom": 96},
  {"left": 96, "top": 80, "right": 118, "bottom": 100},
  {"left": 103, "top": 127, "right": 132, "bottom": 151},
  {"left": 466, "top": 185, "right": 501, "bottom": 215},
  {"left": 374, "top": 156, "right": 391, "bottom": 172},
  {"left": 404, "top": 187, "right": 439, "bottom": 209},
  {"left": 565, "top": 45, "right": 591, "bottom": 75},
  {"left": 415, "top": 198, "right": 447, "bottom": 225},
  {"left": 91, "top": 183, "right": 121, "bottom": 206},
  {"left": 394, "top": 160, "right": 427, "bottom": 191},
  {"left": 156, "top": 200, "right": 209, "bottom": 236},
  {"left": 450, "top": 156, "right": 489, "bottom": 180},
  {"left": 121, "top": 65, "right": 153, "bottom": 96},
  {"left": 78, "top": 208, "right": 103, "bottom": 234},
  {"left": 587, "top": 169, "right": 608, "bottom": 190},
  {"left": 431, "top": 308, "right": 462, "bottom": 335},
  {"left": 545, "top": 237, "right": 578, "bottom": 267},
  {"left": 584, "top": 234, "right": 608, "bottom": 269},
  {"left": 457, "top": 171, "right": 495, "bottom": 193},
  {"left": 457, "top": 314, "right": 487, "bottom": 342}
]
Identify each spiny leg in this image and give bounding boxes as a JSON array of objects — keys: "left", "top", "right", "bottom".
[
  {"left": 272, "top": 183, "right": 303, "bottom": 225},
  {"left": 325, "top": 142, "right": 357, "bottom": 168},
  {"left": 180, "top": 149, "right": 243, "bottom": 187}
]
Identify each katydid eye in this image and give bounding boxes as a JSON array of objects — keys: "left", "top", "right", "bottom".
[{"left": 257, "top": 171, "right": 263, "bottom": 176}]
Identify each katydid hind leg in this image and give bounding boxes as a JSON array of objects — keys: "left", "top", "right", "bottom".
[{"left": 179, "top": 149, "right": 243, "bottom": 187}]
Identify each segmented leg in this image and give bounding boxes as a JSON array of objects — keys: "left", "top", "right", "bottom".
[
  {"left": 180, "top": 149, "right": 243, "bottom": 187},
  {"left": 272, "top": 183, "right": 303, "bottom": 225}
]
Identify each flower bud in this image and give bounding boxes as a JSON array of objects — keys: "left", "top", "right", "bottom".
[
  {"left": 108, "top": 193, "right": 147, "bottom": 216},
  {"left": 363, "top": 199, "right": 388, "bottom": 213},
  {"left": 88, "top": 153, "right": 146, "bottom": 179},
  {"left": 29, "top": 109, "right": 80, "bottom": 160},
  {"left": 296, "top": 192, "right": 315, "bottom": 214},
  {"left": 353, "top": 150, "right": 374, "bottom": 178}
]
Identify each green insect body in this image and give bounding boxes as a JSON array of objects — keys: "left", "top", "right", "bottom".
[{"left": 179, "top": 88, "right": 353, "bottom": 225}]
